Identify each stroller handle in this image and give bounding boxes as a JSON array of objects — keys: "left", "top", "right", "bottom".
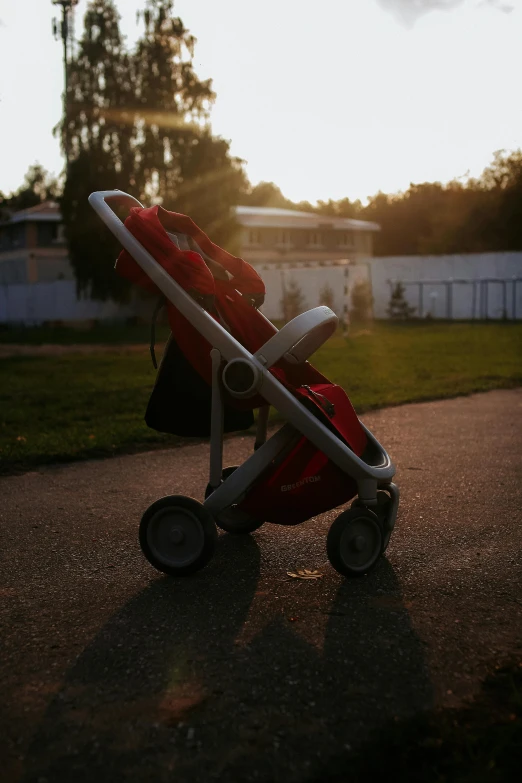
[{"left": 88, "top": 190, "right": 194, "bottom": 253}]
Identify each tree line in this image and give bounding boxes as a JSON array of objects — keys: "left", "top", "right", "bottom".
[
  {"left": 241, "top": 150, "right": 522, "bottom": 258},
  {"left": 1, "top": 0, "right": 521, "bottom": 301}
]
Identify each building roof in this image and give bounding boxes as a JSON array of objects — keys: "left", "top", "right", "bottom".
[
  {"left": 2, "top": 200, "right": 381, "bottom": 233},
  {"left": 235, "top": 205, "right": 380, "bottom": 232},
  {"left": 5, "top": 201, "right": 62, "bottom": 224}
]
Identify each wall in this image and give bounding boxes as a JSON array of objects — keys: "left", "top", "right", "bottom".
[
  {"left": 370, "top": 252, "right": 522, "bottom": 319},
  {"left": 0, "top": 280, "right": 134, "bottom": 325}
]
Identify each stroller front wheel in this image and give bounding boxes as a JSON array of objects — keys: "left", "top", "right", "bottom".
[
  {"left": 327, "top": 507, "right": 383, "bottom": 577},
  {"left": 139, "top": 495, "right": 217, "bottom": 576},
  {"left": 351, "top": 491, "right": 394, "bottom": 553}
]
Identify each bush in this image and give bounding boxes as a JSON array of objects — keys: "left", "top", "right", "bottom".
[
  {"left": 318, "top": 282, "right": 335, "bottom": 310},
  {"left": 387, "top": 282, "right": 416, "bottom": 320},
  {"left": 350, "top": 279, "right": 374, "bottom": 323},
  {"left": 281, "top": 277, "right": 307, "bottom": 322}
]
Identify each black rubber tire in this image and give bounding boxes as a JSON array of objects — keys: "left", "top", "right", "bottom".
[
  {"left": 139, "top": 495, "right": 217, "bottom": 577},
  {"left": 351, "top": 491, "right": 394, "bottom": 553},
  {"left": 205, "top": 466, "right": 264, "bottom": 535},
  {"left": 327, "top": 506, "right": 383, "bottom": 578},
  {"left": 375, "top": 490, "right": 393, "bottom": 553}
]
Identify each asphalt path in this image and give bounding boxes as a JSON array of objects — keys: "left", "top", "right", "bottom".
[{"left": 1, "top": 389, "right": 521, "bottom": 782}]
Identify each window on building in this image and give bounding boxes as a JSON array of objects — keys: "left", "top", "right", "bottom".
[
  {"left": 307, "top": 231, "right": 323, "bottom": 247},
  {"left": 337, "top": 231, "right": 354, "bottom": 248},
  {"left": 276, "top": 229, "right": 291, "bottom": 246},
  {"left": 247, "top": 229, "right": 262, "bottom": 246},
  {"left": 3, "top": 224, "right": 26, "bottom": 250},
  {"left": 37, "top": 223, "right": 58, "bottom": 247}
]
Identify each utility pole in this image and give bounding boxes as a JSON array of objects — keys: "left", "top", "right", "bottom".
[{"left": 52, "top": 0, "right": 79, "bottom": 170}]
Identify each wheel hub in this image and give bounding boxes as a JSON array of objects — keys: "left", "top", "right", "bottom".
[
  {"left": 339, "top": 515, "right": 382, "bottom": 572},
  {"left": 169, "top": 525, "right": 185, "bottom": 545},
  {"left": 353, "top": 535, "right": 366, "bottom": 552},
  {"left": 147, "top": 507, "right": 204, "bottom": 568}
]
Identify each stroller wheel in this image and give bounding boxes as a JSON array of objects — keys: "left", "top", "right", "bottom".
[
  {"left": 375, "top": 491, "right": 393, "bottom": 552},
  {"left": 205, "top": 466, "right": 264, "bottom": 535},
  {"left": 139, "top": 495, "right": 217, "bottom": 576},
  {"left": 351, "top": 491, "right": 394, "bottom": 553},
  {"left": 327, "top": 507, "right": 382, "bottom": 577}
]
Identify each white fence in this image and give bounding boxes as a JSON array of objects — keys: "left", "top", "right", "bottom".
[
  {"left": 0, "top": 281, "right": 133, "bottom": 325},
  {"left": 258, "top": 263, "right": 370, "bottom": 321},
  {"left": 370, "top": 252, "right": 522, "bottom": 319},
  {"left": 2, "top": 253, "right": 521, "bottom": 326}
]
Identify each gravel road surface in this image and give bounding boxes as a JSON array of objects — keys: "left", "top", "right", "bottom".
[{"left": 1, "top": 389, "right": 521, "bottom": 782}]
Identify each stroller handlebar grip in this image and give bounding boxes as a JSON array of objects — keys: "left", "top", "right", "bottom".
[
  {"left": 88, "top": 190, "right": 144, "bottom": 216},
  {"left": 89, "top": 191, "right": 216, "bottom": 274},
  {"left": 255, "top": 307, "right": 338, "bottom": 368},
  {"left": 88, "top": 191, "right": 145, "bottom": 244}
]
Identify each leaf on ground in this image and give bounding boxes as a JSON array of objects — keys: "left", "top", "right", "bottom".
[{"left": 287, "top": 569, "right": 323, "bottom": 580}]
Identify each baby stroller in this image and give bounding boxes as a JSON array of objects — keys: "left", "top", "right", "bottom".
[{"left": 89, "top": 190, "right": 399, "bottom": 578}]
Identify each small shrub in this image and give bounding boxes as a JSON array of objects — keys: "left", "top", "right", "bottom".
[
  {"left": 350, "top": 279, "right": 374, "bottom": 323},
  {"left": 387, "top": 282, "right": 416, "bottom": 320},
  {"left": 318, "top": 282, "right": 335, "bottom": 310},
  {"left": 281, "top": 277, "right": 307, "bottom": 322}
]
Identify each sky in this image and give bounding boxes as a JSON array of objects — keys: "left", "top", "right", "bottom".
[{"left": 0, "top": 0, "right": 521, "bottom": 203}]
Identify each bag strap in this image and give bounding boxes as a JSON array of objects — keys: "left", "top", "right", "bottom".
[
  {"left": 150, "top": 296, "right": 166, "bottom": 370},
  {"left": 155, "top": 206, "right": 265, "bottom": 303}
]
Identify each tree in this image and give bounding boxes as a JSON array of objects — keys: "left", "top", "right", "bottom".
[
  {"left": 240, "top": 182, "right": 291, "bottom": 209},
  {"left": 61, "top": 0, "right": 247, "bottom": 300},
  {"left": 318, "top": 282, "right": 335, "bottom": 310},
  {"left": 316, "top": 197, "right": 363, "bottom": 218},
  {"left": 350, "top": 280, "right": 374, "bottom": 323},
  {"left": 60, "top": 0, "right": 136, "bottom": 300},
  {"left": 0, "top": 165, "right": 59, "bottom": 216},
  {"left": 280, "top": 277, "right": 306, "bottom": 322},
  {"left": 132, "top": 0, "right": 247, "bottom": 252},
  {"left": 387, "top": 282, "right": 415, "bottom": 320}
]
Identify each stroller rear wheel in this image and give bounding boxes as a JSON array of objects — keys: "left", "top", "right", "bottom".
[
  {"left": 327, "top": 507, "right": 382, "bottom": 577},
  {"left": 205, "top": 466, "right": 264, "bottom": 535},
  {"left": 139, "top": 495, "right": 217, "bottom": 576}
]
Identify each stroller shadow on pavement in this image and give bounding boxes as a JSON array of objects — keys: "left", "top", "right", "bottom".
[{"left": 24, "top": 535, "right": 433, "bottom": 783}]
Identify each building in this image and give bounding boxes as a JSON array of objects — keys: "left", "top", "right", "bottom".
[
  {"left": 235, "top": 206, "right": 380, "bottom": 267},
  {"left": 0, "top": 201, "right": 380, "bottom": 285},
  {"left": 0, "top": 201, "right": 72, "bottom": 285}
]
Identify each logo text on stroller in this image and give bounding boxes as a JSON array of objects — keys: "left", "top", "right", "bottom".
[{"left": 281, "top": 476, "right": 321, "bottom": 492}]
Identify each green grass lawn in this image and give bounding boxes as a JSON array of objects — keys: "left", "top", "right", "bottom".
[
  {"left": 1, "top": 321, "right": 521, "bottom": 474},
  {"left": 0, "top": 321, "right": 171, "bottom": 345}
]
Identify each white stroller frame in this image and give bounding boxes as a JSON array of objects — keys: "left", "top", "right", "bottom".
[{"left": 90, "top": 190, "right": 399, "bottom": 575}]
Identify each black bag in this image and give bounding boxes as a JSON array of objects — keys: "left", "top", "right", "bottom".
[{"left": 145, "top": 334, "right": 254, "bottom": 437}]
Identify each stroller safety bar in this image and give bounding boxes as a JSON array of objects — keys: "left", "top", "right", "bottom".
[{"left": 255, "top": 306, "right": 338, "bottom": 367}]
